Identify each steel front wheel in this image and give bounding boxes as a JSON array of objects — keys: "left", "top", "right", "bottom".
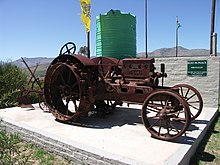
[
  {"left": 141, "top": 90, "right": 190, "bottom": 141},
  {"left": 173, "top": 84, "right": 203, "bottom": 120}
]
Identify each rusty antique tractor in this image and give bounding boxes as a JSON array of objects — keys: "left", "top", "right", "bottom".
[{"left": 44, "top": 42, "right": 203, "bottom": 141}]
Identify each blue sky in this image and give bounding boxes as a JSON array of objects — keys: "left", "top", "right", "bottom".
[{"left": 0, "top": 0, "right": 219, "bottom": 61}]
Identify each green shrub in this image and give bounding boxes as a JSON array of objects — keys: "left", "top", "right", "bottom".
[
  {"left": 0, "top": 61, "right": 28, "bottom": 108},
  {"left": 0, "top": 89, "right": 20, "bottom": 108}
]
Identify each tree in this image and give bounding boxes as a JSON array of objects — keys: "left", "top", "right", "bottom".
[{"left": 78, "top": 46, "right": 88, "bottom": 56}]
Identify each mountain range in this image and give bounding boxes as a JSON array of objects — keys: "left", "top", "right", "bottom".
[
  {"left": 137, "top": 46, "right": 217, "bottom": 57},
  {"left": 12, "top": 46, "right": 219, "bottom": 69},
  {"left": 12, "top": 57, "right": 54, "bottom": 68}
]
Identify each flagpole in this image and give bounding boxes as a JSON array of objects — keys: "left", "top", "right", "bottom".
[
  {"left": 176, "top": 27, "right": 178, "bottom": 57},
  {"left": 80, "top": 0, "right": 91, "bottom": 58},
  {"left": 87, "top": 31, "right": 90, "bottom": 58}
]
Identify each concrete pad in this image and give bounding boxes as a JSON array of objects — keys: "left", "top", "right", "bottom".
[{"left": 0, "top": 104, "right": 218, "bottom": 165}]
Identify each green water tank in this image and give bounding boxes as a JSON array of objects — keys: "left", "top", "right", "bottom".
[{"left": 96, "top": 10, "right": 136, "bottom": 59}]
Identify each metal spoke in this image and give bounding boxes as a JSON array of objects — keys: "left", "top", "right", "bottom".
[
  {"left": 188, "top": 100, "right": 200, "bottom": 104},
  {"left": 157, "top": 120, "right": 163, "bottom": 136},
  {"left": 165, "top": 120, "right": 170, "bottom": 135},
  {"left": 188, "top": 103, "right": 199, "bottom": 110},
  {"left": 168, "top": 120, "right": 180, "bottom": 133},
  {"left": 160, "top": 100, "right": 164, "bottom": 108},
  {"left": 180, "top": 87, "right": 184, "bottom": 96},
  {"left": 59, "top": 72, "right": 66, "bottom": 85},
  {"left": 147, "top": 118, "right": 160, "bottom": 129},
  {"left": 190, "top": 111, "right": 195, "bottom": 118},
  {"left": 164, "top": 98, "right": 169, "bottom": 110},
  {"left": 184, "top": 88, "right": 190, "bottom": 98},
  {"left": 146, "top": 115, "right": 159, "bottom": 120},
  {"left": 68, "top": 70, "right": 71, "bottom": 84},
  {"left": 147, "top": 101, "right": 164, "bottom": 111},
  {"left": 166, "top": 109, "right": 185, "bottom": 116},
  {"left": 186, "top": 93, "right": 196, "bottom": 101},
  {"left": 147, "top": 106, "right": 160, "bottom": 113}
]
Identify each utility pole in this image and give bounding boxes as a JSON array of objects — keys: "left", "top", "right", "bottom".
[
  {"left": 210, "top": 0, "right": 216, "bottom": 55},
  {"left": 176, "top": 16, "right": 181, "bottom": 57},
  {"left": 145, "top": 0, "right": 148, "bottom": 58}
]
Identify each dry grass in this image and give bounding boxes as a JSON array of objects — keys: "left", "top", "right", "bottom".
[
  {"left": 191, "top": 111, "right": 220, "bottom": 164},
  {"left": 0, "top": 130, "right": 72, "bottom": 165}
]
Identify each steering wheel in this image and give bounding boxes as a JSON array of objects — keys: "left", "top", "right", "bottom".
[{"left": 59, "top": 42, "right": 76, "bottom": 55}]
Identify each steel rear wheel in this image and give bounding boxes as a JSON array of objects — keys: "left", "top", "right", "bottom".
[
  {"left": 44, "top": 63, "right": 81, "bottom": 122},
  {"left": 173, "top": 84, "right": 203, "bottom": 120},
  {"left": 141, "top": 90, "right": 190, "bottom": 141}
]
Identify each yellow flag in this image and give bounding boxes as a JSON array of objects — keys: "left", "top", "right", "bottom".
[{"left": 80, "top": 0, "right": 91, "bottom": 32}]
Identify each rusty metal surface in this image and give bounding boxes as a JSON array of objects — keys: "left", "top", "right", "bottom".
[
  {"left": 173, "top": 84, "right": 203, "bottom": 120},
  {"left": 43, "top": 42, "right": 203, "bottom": 141},
  {"left": 121, "top": 58, "right": 155, "bottom": 78},
  {"left": 17, "top": 58, "right": 48, "bottom": 111},
  {"left": 92, "top": 57, "right": 120, "bottom": 78},
  {"left": 44, "top": 56, "right": 97, "bottom": 122},
  {"left": 141, "top": 90, "right": 191, "bottom": 140}
]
